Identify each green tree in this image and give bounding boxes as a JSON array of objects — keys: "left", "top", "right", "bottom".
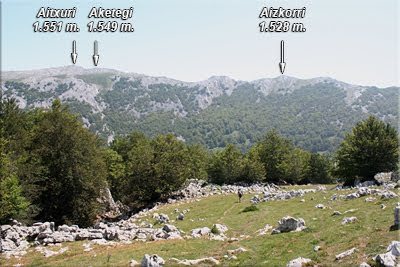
[
  {"left": 0, "top": 137, "right": 29, "bottom": 223},
  {"left": 241, "top": 145, "right": 266, "bottom": 183},
  {"left": 187, "top": 144, "right": 209, "bottom": 181},
  {"left": 112, "top": 132, "right": 154, "bottom": 207},
  {"left": 112, "top": 133, "right": 193, "bottom": 208},
  {"left": 258, "top": 130, "right": 292, "bottom": 183},
  {"left": 303, "top": 153, "right": 332, "bottom": 184},
  {"left": 280, "top": 148, "right": 310, "bottom": 184},
  {"left": 27, "top": 100, "right": 107, "bottom": 226},
  {"left": 208, "top": 144, "right": 243, "bottom": 184},
  {"left": 151, "top": 134, "right": 192, "bottom": 199},
  {"left": 334, "top": 116, "right": 399, "bottom": 185},
  {"left": 104, "top": 149, "right": 125, "bottom": 201}
]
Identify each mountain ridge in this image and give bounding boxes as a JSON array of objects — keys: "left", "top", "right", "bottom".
[{"left": 1, "top": 66, "right": 398, "bottom": 152}]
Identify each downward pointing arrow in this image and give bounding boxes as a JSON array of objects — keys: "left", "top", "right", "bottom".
[
  {"left": 279, "top": 40, "right": 286, "bottom": 74},
  {"left": 93, "top": 40, "right": 99, "bottom": 66},
  {"left": 71, "top": 40, "right": 78, "bottom": 64}
]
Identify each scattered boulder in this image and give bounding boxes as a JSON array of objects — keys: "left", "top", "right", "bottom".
[
  {"left": 359, "top": 180, "right": 376, "bottom": 187},
  {"left": 346, "top": 192, "right": 360, "bottom": 200},
  {"left": 381, "top": 191, "right": 398, "bottom": 199},
  {"left": 162, "top": 224, "right": 177, "bottom": 233},
  {"left": 365, "top": 197, "right": 376, "bottom": 202},
  {"left": 286, "top": 257, "right": 312, "bottom": 267},
  {"left": 372, "top": 241, "right": 400, "bottom": 266},
  {"left": 35, "top": 246, "right": 69, "bottom": 257},
  {"left": 250, "top": 195, "right": 260, "bottom": 205},
  {"left": 176, "top": 213, "right": 184, "bottom": 221},
  {"left": 386, "top": 241, "right": 400, "bottom": 256},
  {"left": 170, "top": 257, "right": 219, "bottom": 265},
  {"left": 342, "top": 217, "right": 357, "bottom": 225},
  {"left": 344, "top": 209, "right": 357, "bottom": 214},
  {"left": 359, "top": 262, "right": 371, "bottom": 267},
  {"left": 314, "top": 245, "right": 320, "bottom": 252},
  {"left": 374, "top": 172, "right": 393, "bottom": 184},
  {"left": 315, "top": 204, "right": 326, "bottom": 209},
  {"left": 335, "top": 247, "right": 357, "bottom": 260},
  {"left": 333, "top": 211, "right": 342, "bottom": 216},
  {"left": 82, "top": 243, "right": 92, "bottom": 252},
  {"left": 190, "top": 227, "right": 211, "bottom": 238},
  {"left": 358, "top": 187, "right": 371, "bottom": 197},
  {"left": 141, "top": 254, "right": 165, "bottom": 267},
  {"left": 375, "top": 253, "right": 396, "bottom": 267},
  {"left": 272, "top": 217, "right": 306, "bottom": 234},
  {"left": 227, "top": 247, "right": 247, "bottom": 255},
  {"left": 256, "top": 224, "right": 273, "bottom": 236},
  {"left": 156, "top": 214, "right": 170, "bottom": 224},
  {"left": 130, "top": 259, "right": 139, "bottom": 266}
]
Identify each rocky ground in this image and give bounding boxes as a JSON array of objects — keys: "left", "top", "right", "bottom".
[{"left": 1, "top": 178, "right": 399, "bottom": 266}]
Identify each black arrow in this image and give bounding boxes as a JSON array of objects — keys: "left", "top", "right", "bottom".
[
  {"left": 71, "top": 40, "right": 77, "bottom": 64},
  {"left": 93, "top": 40, "right": 99, "bottom": 66},
  {"left": 279, "top": 40, "right": 286, "bottom": 74}
]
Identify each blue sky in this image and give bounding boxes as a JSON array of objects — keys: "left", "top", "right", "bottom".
[{"left": 1, "top": 0, "right": 399, "bottom": 87}]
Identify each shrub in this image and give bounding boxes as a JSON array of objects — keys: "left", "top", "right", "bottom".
[
  {"left": 242, "top": 205, "right": 259, "bottom": 212},
  {"left": 210, "top": 225, "right": 221, "bottom": 235}
]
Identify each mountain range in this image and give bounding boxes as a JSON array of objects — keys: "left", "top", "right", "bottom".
[{"left": 1, "top": 66, "right": 398, "bottom": 152}]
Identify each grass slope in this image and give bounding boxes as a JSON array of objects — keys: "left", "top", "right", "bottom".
[{"left": 1, "top": 185, "right": 399, "bottom": 267}]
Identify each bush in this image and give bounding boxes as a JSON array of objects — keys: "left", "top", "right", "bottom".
[
  {"left": 210, "top": 225, "right": 221, "bottom": 235},
  {"left": 242, "top": 205, "right": 259, "bottom": 212}
]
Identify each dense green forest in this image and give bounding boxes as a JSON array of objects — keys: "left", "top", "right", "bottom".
[
  {"left": 2, "top": 68, "right": 398, "bottom": 153},
  {"left": 0, "top": 96, "right": 398, "bottom": 227}
]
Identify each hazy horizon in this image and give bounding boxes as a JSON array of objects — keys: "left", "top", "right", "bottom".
[{"left": 2, "top": 0, "right": 399, "bottom": 87}]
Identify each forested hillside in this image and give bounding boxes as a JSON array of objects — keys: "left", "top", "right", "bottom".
[{"left": 2, "top": 66, "right": 398, "bottom": 152}]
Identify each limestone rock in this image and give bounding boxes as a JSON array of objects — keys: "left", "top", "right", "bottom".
[
  {"left": 381, "top": 191, "right": 398, "bottom": 199},
  {"left": 156, "top": 214, "right": 170, "bottom": 224},
  {"left": 130, "top": 259, "right": 139, "bottom": 266},
  {"left": 286, "top": 257, "right": 312, "bottom": 267},
  {"left": 141, "top": 254, "right": 165, "bottom": 267},
  {"left": 272, "top": 217, "right": 306, "bottom": 234},
  {"left": 176, "top": 213, "right": 184, "bottom": 221},
  {"left": 386, "top": 241, "right": 400, "bottom": 256},
  {"left": 335, "top": 247, "right": 357, "bottom": 260},
  {"left": 250, "top": 195, "right": 260, "bottom": 205},
  {"left": 341, "top": 217, "right": 357, "bottom": 225},
  {"left": 227, "top": 247, "right": 247, "bottom": 255},
  {"left": 346, "top": 192, "right": 360, "bottom": 200},
  {"left": 375, "top": 253, "right": 396, "bottom": 267},
  {"left": 170, "top": 257, "right": 219, "bottom": 265},
  {"left": 190, "top": 227, "right": 210, "bottom": 238},
  {"left": 162, "top": 224, "right": 177, "bottom": 233},
  {"left": 256, "top": 224, "right": 273, "bottom": 236},
  {"left": 365, "top": 197, "right": 376, "bottom": 202}
]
